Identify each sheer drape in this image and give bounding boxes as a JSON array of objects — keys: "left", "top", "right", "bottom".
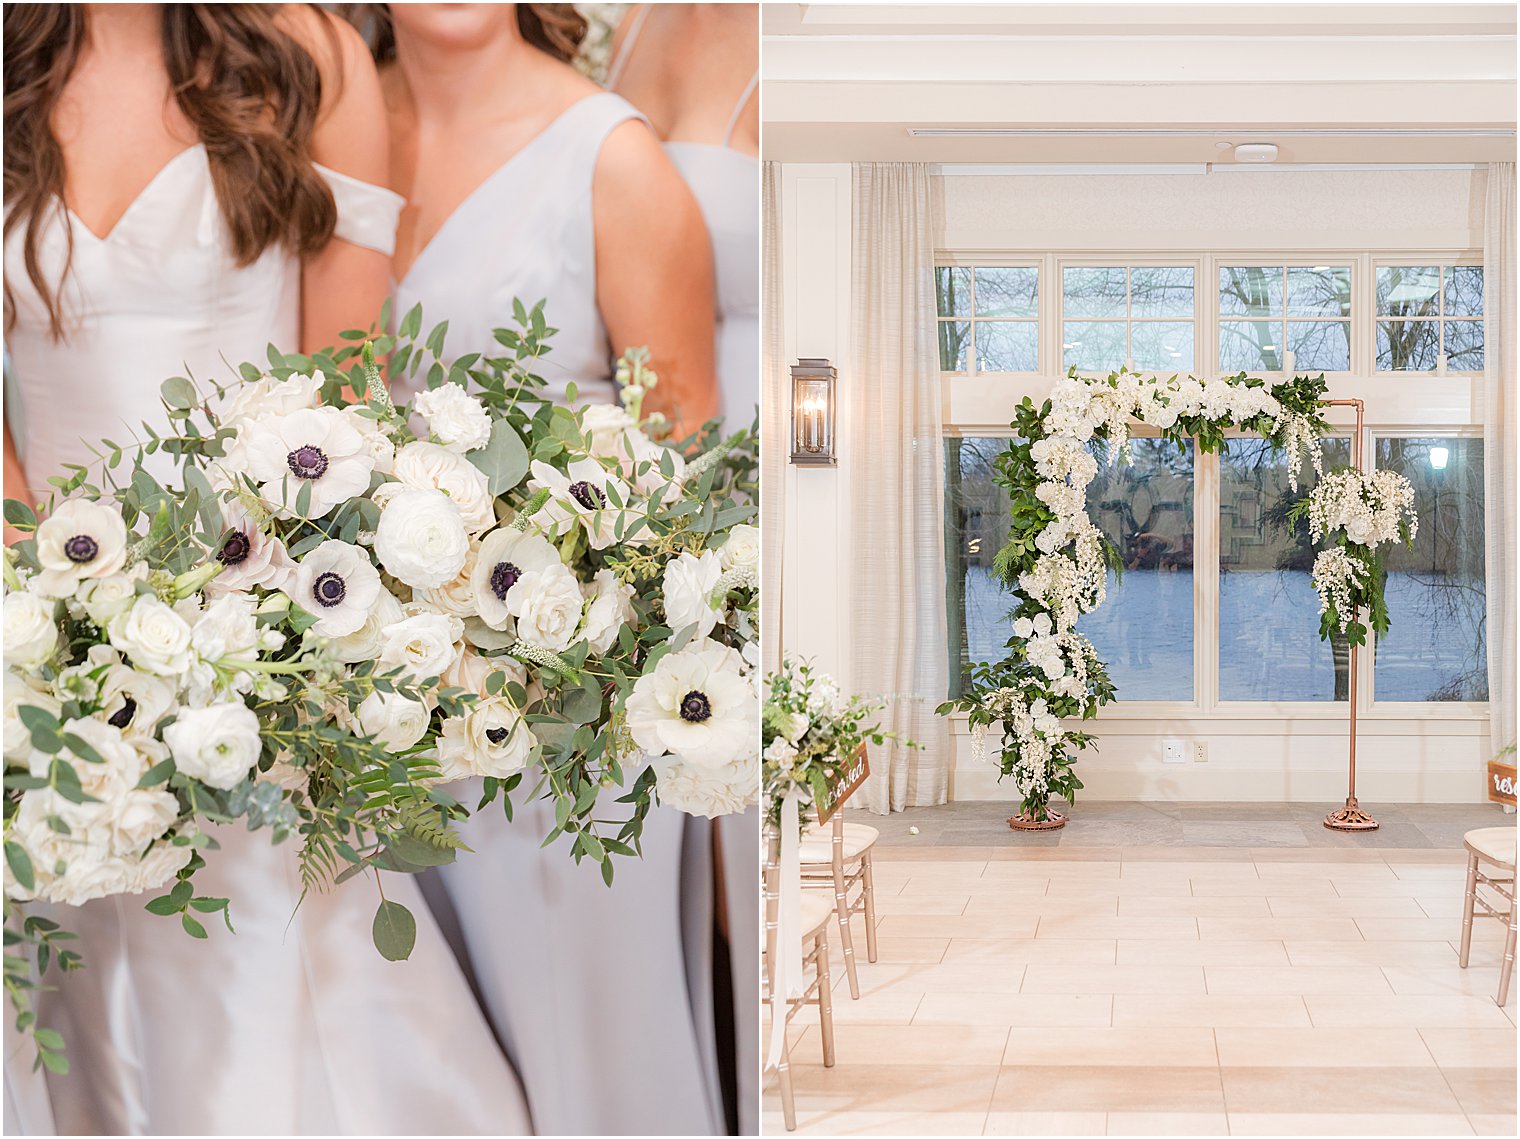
[
  {"left": 1484, "top": 162, "right": 1516, "bottom": 754},
  {"left": 762, "top": 163, "right": 785, "bottom": 674},
  {"left": 848, "top": 163, "right": 951, "bottom": 812}
]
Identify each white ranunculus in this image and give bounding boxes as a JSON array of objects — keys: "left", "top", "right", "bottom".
[
  {"left": 189, "top": 593, "right": 260, "bottom": 663},
  {"left": 763, "top": 736, "right": 800, "bottom": 770},
  {"left": 328, "top": 589, "right": 403, "bottom": 664},
  {"left": 286, "top": 540, "right": 382, "bottom": 638},
  {"left": 374, "top": 488, "right": 470, "bottom": 589},
  {"left": 4, "top": 591, "right": 58, "bottom": 670},
  {"left": 415, "top": 541, "right": 481, "bottom": 619},
  {"left": 378, "top": 610, "right": 463, "bottom": 682},
  {"left": 413, "top": 384, "right": 492, "bottom": 453},
  {"left": 662, "top": 548, "right": 723, "bottom": 639},
  {"left": 469, "top": 528, "right": 561, "bottom": 631},
  {"left": 719, "top": 524, "right": 759, "bottom": 577},
  {"left": 207, "top": 501, "right": 296, "bottom": 594},
  {"left": 238, "top": 406, "right": 375, "bottom": 519},
  {"left": 222, "top": 371, "right": 323, "bottom": 428},
  {"left": 163, "top": 702, "right": 262, "bottom": 790},
  {"left": 508, "top": 563, "right": 585, "bottom": 653},
  {"left": 655, "top": 755, "right": 757, "bottom": 818},
  {"left": 32, "top": 498, "right": 129, "bottom": 598},
  {"left": 579, "top": 569, "right": 635, "bottom": 656},
  {"left": 527, "top": 458, "right": 637, "bottom": 549},
  {"left": 108, "top": 595, "right": 194, "bottom": 677},
  {"left": 437, "top": 696, "right": 536, "bottom": 779},
  {"left": 391, "top": 442, "right": 495, "bottom": 533},
  {"left": 356, "top": 691, "right": 432, "bottom": 753},
  {"left": 625, "top": 639, "right": 756, "bottom": 768}
]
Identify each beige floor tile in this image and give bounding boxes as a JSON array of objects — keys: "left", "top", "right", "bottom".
[
  {"left": 1468, "top": 1113, "right": 1520, "bottom": 1135},
  {"left": 1120, "top": 861, "right": 1263, "bottom": 881},
  {"left": 1225, "top": 1113, "right": 1474, "bottom": 1135},
  {"left": 1418, "top": 1027, "right": 1518, "bottom": 1068},
  {"left": 1115, "top": 895, "right": 1272, "bottom": 917},
  {"left": 983, "top": 1111, "right": 1107, "bottom": 1135},
  {"left": 761, "top": 1108, "right": 992, "bottom": 1135},
  {"left": 1380, "top": 965, "right": 1518, "bottom": 1004},
  {"left": 867, "top": 961, "right": 1030, "bottom": 994},
  {"left": 1196, "top": 916, "right": 1363, "bottom": 941},
  {"left": 1441, "top": 1068, "right": 1518, "bottom": 1114},
  {"left": 1111, "top": 994, "right": 1310, "bottom": 1028},
  {"left": 1215, "top": 1026, "right": 1435, "bottom": 1067},
  {"left": 1122, "top": 846, "right": 1253, "bottom": 862},
  {"left": 1002, "top": 1026, "right": 1218, "bottom": 1067},
  {"left": 1022, "top": 964, "right": 1206, "bottom": 995},
  {"left": 990, "top": 1066, "right": 1226, "bottom": 1112},
  {"left": 1357, "top": 916, "right": 1487, "bottom": 941},
  {"left": 1304, "top": 994, "right": 1513, "bottom": 1029},
  {"left": 1389, "top": 863, "right": 1472, "bottom": 880},
  {"left": 1255, "top": 860, "right": 1397, "bottom": 879},
  {"left": 945, "top": 938, "right": 1118, "bottom": 965},
  {"left": 989, "top": 845, "right": 1123, "bottom": 862},
  {"left": 877, "top": 844, "right": 998, "bottom": 861},
  {"left": 914, "top": 992, "right": 1113, "bottom": 1027},
  {"left": 790, "top": 1023, "right": 1010, "bottom": 1066},
  {"left": 871, "top": 894, "right": 971, "bottom": 916},
  {"left": 877, "top": 913, "right": 1040, "bottom": 939},
  {"left": 826, "top": 990, "right": 925, "bottom": 1025},
  {"left": 1035, "top": 914, "right": 1200, "bottom": 940},
  {"left": 1189, "top": 878, "right": 1337, "bottom": 897},
  {"left": 874, "top": 860, "right": 990, "bottom": 878},
  {"left": 1267, "top": 894, "right": 1429, "bottom": 918},
  {"left": 1204, "top": 965, "right": 1393, "bottom": 995},
  {"left": 1117, "top": 940, "right": 1290, "bottom": 966},
  {"left": 1283, "top": 939, "right": 1460, "bottom": 967},
  {"left": 1105, "top": 1111, "right": 1228, "bottom": 1135},
  {"left": 1218, "top": 1065, "right": 1463, "bottom": 1113},
  {"left": 965, "top": 894, "right": 1120, "bottom": 918},
  {"left": 861, "top": 936, "right": 950, "bottom": 963},
  {"left": 983, "top": 860, "right": 1122, "bottom": 879},
  {"left": 769, "top": 1062, "right": 1003, "bottom": 1113},
  {"left": 1331, "top": 878, "right": 1462, "bottom": 897},
  {"left": 899, "top": 876, "right": 1052, "bottom": 896}
]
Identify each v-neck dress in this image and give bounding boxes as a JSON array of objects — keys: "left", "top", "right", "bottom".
[
  {"left": 3, "top": 146, "right": 533, "bottom": 1137},
  {"left": 393, "top": 92, "right": 724, "bottom": 1136}
]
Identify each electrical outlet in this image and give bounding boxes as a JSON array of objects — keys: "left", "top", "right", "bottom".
[
  {"left": 1163, "top": 739, "right": 1186, "bottom": 764},
  {"left": 1194, "top": 742, "right": 1209, "bottom": 763}
]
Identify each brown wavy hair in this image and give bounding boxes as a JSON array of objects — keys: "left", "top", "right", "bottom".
[
  {"left": 342, "top": 4, "right": 587, "bottom": 65},
  {"left": 3, "top": 3, "right": 341, "bottom": 338}
]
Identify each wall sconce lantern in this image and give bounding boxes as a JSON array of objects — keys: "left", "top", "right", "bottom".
[{"left": 790, "top": 358, "right": 836, "bottom": 466}]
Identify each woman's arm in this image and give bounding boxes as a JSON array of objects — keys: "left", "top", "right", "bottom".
[
  {"left": 592, "top": 120, "right": 718, "bottom": 436},
  {"left": 5, "top": 421, "right": 32, "bottom": 545}
]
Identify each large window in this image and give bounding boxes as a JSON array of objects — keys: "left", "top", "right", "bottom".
[
  {"left": 1375, "top": 265, "right": 1485, "bottom": 372},
  {"left": 1218, "top": 265, "right": 1351, "bottom": 373},
  {"left": 1062, "top": 266, "right": 1195, "bottom": 372},
  {"left": 944, "top": 437, "right": 1017, "bottom": 696},
  {"left": 935, "top": 266, "right": 1039, "bottom": 374}
]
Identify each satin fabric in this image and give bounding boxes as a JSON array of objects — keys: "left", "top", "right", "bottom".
[{"left": 3, "top": 148, "right": 532, "bottom": 1136}]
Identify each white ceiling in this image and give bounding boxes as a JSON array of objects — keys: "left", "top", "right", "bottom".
[{"left": 762, "top": 2, "right": 1519, "bottom": 164}]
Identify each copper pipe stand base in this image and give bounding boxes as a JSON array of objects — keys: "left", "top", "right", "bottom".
[
  {"left": 1324, "top": 800, "right": 1380, "bottom": 831},
  {"left": 1009, "top": 809, "right": 1067, "bottom": 831}
]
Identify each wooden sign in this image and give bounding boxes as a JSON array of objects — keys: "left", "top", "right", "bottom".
[
  {"left": 815, "top": 743, "right": 870, "bottom": 825},
  {"left": 1488, "top": 760, "right": 1517, "bottom": 807}
]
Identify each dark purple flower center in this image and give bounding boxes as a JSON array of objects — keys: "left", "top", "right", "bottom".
[
  {"left": 64, "top": 534, "right": 99, "bottom": 563},
  {"left": 569, "top": 480, "right": 606, "bottom": 510},
  {"left": 312, "top": 571, "right": 346, "bottom": 608},
  {"left": 218, "top": 532, "right": 252, "bottom": 566},
  {"left": 489, "top": 561, "right": 522, "bottom": 601},
  {"left": 485, "top": 726, "right": 509, "bottom": 746},
  {"left": 286, "top": 445, "right": 329, "bottom": 480},
  {"left": 679, "top": 690, "right": 712, "bottom": 723},
  {"left": 107, "top": 696, "right": 136, "bottom": 729}
]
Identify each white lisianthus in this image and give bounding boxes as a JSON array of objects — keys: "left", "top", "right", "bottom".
[
  {"left": 32, "top": 498, "right": 129, "bottom": 598},
  {"left": 718, "top": 524, "right": 759, "bottom": 577},
  {"left": 4, "top": 591, "right": 58, "bottom": 669},
  {"left": 654, "top": 755, "right": 757, "bottom": 818},
  {"left": 469, "top": 528, "right": 561, "bottom": 631},
  {"left": 579, "top": 569, "right": 635, "bottom": 655},
  {"left": 222, "top": 371, "right": 322, "bottom": 428},
  {"left": 413, "top": 384, "right": 492, "bottom": 452},
  {"left": 625, "top": 639, "right": 756, "bottom": 768},
  {"left": 356, "top": 691, "right": 431, "bottom": 753},
  {"left": 286, "top": 540, "right": 382, "bottom": 638},
  {"left": 509, "top": 563, "right": 586, "bottom": 653},
  {"left": 163, "top": 702, "right": 262, "bottom": 789},
  {"left": 207, "top": 502, "right": 296, "bottom": 594},
  {"left": 108, "top": 596, "right": 194, "bottom": 677},
  {"left": 374, "top": 488, "right": 470, "bottom": 589},
  {"left": 378, "top": 610, "right": 463, "bottom": 682},
  {"left": 437, "top": 696, "right": 536, "bottom": 779},
  {"left": 238, "top": 406, "right": 375, "bottom": 518},
  {"left": 663, "top": 548, "right": 723, "bottom": 639},
  {"left": 328, "top": 589, "right": 403, "bottom": 663},
  {"left": 528, "top": 458, "right": 636, "bottom": 549},
  {"left": 391, "top": 442, "right": 495, "bottom": 533}
]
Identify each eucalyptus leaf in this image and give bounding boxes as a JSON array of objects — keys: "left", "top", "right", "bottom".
[{"left": 372, "top": 899, "right": 417, "bottom": 961}]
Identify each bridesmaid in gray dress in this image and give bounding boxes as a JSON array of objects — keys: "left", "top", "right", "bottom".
[{"left": 356, "top": 4, "right": 724, "bottom": 1134}]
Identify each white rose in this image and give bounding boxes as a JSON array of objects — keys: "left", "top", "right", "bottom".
[
  {"left": 108, "top": 596, "right": 194, "bottom": 677},
  {"left": 356, "top": 691, "right": 432, "bottom": 753},
  {"left": 378, "top": 610, "right": 463, "bottom": 682},
  {"left": 391, "top": 442, "right": 496, "bottom": 533},
  {"left": 328, "top": 590, "right": 404, "bottom": 664},
  {"left": 3, "top": 680, "right": 61, "bottom": 761},
  {"left": 443, "top": 647, "right": 527, "bottom": 697},
  {"left": 124, "top": 840, "right": 195, "bottom": 896},
  {"left": 719, "top": 524, "right": 759, "bottom": 576},
  {"left": 163, "top": 702, "right": 262, "bottom": 789},
  {"left": 413, "top": 384, "right": 492, "bottom": 453},
  {"left": 414, "top": 541, "right": 482, "bottom": 619},
  {"left": 107, "top": 789, "right": 181, "bottom": 855},
  {"left": 655, "top": 755, "right": 757, "bottom": 818},
  {"left": 222, "top": 371, "right": 322, "bottom": 428},
  {"left": 76, "top": 569, "right": 145, "bottom": 625},
  {"left": 580, "top": 569, "right": 635, "bottom": 656},
  {"left": 4, "top": 591, "right": 58, "bottom": 670},
  {"left": 662, "top": 549, "right": 723, "bottom": 639},
  {"left": 375, "top": 488, "right": 471, "bottom": 589},
  {"left": 508, "top": 563, "right": 586, "bottom": 653},
  {"left": 437, "top": 696, "right": 536, "bottom": 780}
]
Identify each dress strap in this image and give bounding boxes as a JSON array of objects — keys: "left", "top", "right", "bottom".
[
  {"left": 316, "top": 164, "right": 404, "bottom": 256},
  {"left": 722, "top": 72, "right": 760, "bottom": 148},
  {"left": 605, "top": 4, "right": 651, "bottom": 91}
]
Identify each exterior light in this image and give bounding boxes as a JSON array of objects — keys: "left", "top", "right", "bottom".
[{"left": 790, "top": 358, "right": 836, "bottom": 466}]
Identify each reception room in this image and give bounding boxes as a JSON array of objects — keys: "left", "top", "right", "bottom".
[{"left": 759, "top": 3, "right": 1518, "bottom": 1136}]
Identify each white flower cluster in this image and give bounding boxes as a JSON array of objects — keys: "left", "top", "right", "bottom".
[
  {"left": 968, "top": 681, "right": 1065, "bottom": 802},
  {"left": 1309, "top": 546, "right": 1368, "bottom": 633},
  {"left": 1303, "top": 468, "right": 1418, "bottom": 549},
  {"left": 1013, "top": 613, "right": 1103, "bottom": 701}
]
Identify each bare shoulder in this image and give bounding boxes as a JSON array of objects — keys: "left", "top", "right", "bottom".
[
  {"left": 595, "top": 117, "right": 681, "bottom": 199},
  {"left": 274, "top": 5, "right": 374, "bottom": 94},
  {"left": 276, "top": 7, "right": 386, "bottom": 178}
]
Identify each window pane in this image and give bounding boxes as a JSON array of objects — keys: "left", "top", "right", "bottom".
[
  {"left": 1287, "top": 320, "right": 1351, "bottom": 371},
  {"left": 1287, "top": 266, "right": 1351, "bottom": 317},
  {"left": 1130, "top": 266, "right": 1195, "bottom": 317},
  {"left": 939, "top": 320, "right": 970, "bottom": 371},
  {"left": 1130, "top": 321, "right": 1193, "bottom": 371},
  {"left": 936, "top": 266, "right": 971, "bottom": 317},
  {"left": 975, "top": 267, "right": 1038, "bottom": 317},
  {"left": 1377, "top": 266, "right": 1441, "bottom": 317},
  {"left": 1219, "top": 266, "right": 1283, "bottom": 317},
  {"left": 1375, "top": 437, "right": 1487, "bottom": 701},
  {"left": 1444, "top": 266, "right": 1485, "bottom": 317},
  {"left": 1063, "top": 321, "right": 1126, "bottom": 372},
  {"left": 1078, "top": 439, "right": 1195, "bottom": 700},
  {"left": 1220, "top": 320, "right": 1282, "bottom": 372},
  {"left": 1063, "top": 267, "right": 1127, "bottom": 318},
  {"left": 1376, "top": 320, "right": 1439, "bottom": 371},
  {"left": 1219, "top": 437, "right": 1353, "bottom": 701},
  {"left": 1445, "top": 319, "right": 1485, "bottom": 371},
  {"left": 975, "top": 321, "right": 1038, "bottom": 373},
  {"left": 945, "top": 437, "right": 1016, "bottom": 696}
]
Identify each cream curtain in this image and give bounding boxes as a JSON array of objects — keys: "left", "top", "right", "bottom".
[
  {"left": 849, "top": 163, "right": 950, "bottom": 812},
  {"left": 1484, "top": 163, "right": 1516, "bottom": 755},
  {"left": 761, "top": 163, "right": 785, "bottom": 674}
]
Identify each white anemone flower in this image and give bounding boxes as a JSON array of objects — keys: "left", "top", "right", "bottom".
[
  {"left": 33, "top": 498, "right": 129, "bottom": 598},
  {"left": 238, "top": 406, "right": 375, "bottom": 518},
  {"left": 625, "top": 639, "right": 756, "bottom": 769},
  {"left": 286, "top": 540, "right": 382, "bottom": 637},
  {"left": 527, "top": 458, "right": 637, "bottom": 549},
  {"left": 469, "top": 528, "right": 562, "bottom": 631}
]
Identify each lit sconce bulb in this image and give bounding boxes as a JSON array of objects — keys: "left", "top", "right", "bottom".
[{"left": 1429, "top": 446, "right": 1450, "bottom": 470}]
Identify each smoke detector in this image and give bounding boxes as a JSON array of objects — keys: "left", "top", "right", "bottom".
[{"left": 1234, "top": 143, "right": 1279, "bottom": 163}]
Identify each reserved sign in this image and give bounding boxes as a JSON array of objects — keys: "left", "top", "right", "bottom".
[{"left": 1488, "top": 760, "right": 1517, "bottom": 806}]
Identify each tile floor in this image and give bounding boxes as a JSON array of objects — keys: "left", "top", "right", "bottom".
[{"left": 763, "top": 801, "right": 1517, "bottom": 1136}]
